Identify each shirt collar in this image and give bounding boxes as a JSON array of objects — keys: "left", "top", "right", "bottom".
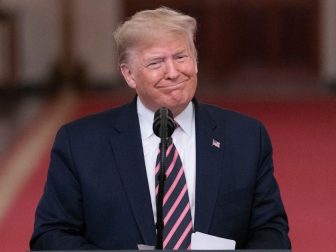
[
  {"left": 174, "top": 102, "right": 194, "bottom": 137},
  {"left": 137, "top": 97, "right": 155, "bottom": 140},
  {"left": 137, "top": 97, "right": 195, "bottom": 140}
]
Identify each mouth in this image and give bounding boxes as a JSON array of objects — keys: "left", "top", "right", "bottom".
[{"left": 157, "top": 79, "right": 187, "bottom": 90}]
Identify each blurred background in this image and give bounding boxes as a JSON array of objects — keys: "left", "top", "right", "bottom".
[{"left": 0, "top": 0, "right": 335, "bottom": 251}]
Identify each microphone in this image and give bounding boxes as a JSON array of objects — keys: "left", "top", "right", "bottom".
[
  {"left": 153, "top": 107, "right": 175, "bottom": 249},
  {"left": 153, "top": 107, "right": 176, "bottom": 138}
]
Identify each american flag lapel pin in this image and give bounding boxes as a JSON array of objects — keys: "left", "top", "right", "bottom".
[{"left": 212, "top": 138, "right": 220, "bottom": 148}]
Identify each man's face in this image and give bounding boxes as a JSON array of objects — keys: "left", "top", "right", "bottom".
[{"left": 121, "top": 33, "right": 198, "bottom": 116}]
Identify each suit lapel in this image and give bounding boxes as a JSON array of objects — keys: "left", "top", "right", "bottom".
[
  {"left": 109, "top": 99, "right": 156, "bottom": 246},
  {"left": 194, "top": 101, "right": 224, "bottom": 233}
]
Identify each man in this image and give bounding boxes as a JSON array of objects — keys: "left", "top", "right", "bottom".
[{"left": 30, "top": 7, "right": 291, "bottom": 250}]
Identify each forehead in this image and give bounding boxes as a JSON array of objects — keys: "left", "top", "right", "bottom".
[{"left": 133, "top": 33, "right": 191, "bottom": 58}]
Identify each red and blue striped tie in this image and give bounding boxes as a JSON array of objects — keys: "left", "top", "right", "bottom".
[{"left": 155, "top": 141, "right": 193, "bottom": 249}]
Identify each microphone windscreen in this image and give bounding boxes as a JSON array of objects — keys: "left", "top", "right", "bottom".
[{"left": 153, "top": 108, "right": 176, "bottom": 138}]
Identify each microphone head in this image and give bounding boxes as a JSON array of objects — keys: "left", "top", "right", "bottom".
[{"left": 153, "top": 107, "right": 176, "bottom": 138}]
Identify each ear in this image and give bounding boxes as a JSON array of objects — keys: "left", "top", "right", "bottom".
[{"left": 120, "top": 63, "right": 137, "bottom": 89}]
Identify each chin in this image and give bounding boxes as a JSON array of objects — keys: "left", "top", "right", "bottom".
[
  {"left": 157, "top": 94, "right": 191, "bottom": 112},
  {"left": 168, "top": 102, "right": 189, "bottom": 116}
]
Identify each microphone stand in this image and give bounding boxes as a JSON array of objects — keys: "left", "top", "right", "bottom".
[{"left": 156, "top": 115, "right": 170, "bottom": 250}]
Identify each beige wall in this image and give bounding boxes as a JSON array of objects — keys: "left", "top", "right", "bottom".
[
  {"left": 320, "top": 0, "right": 336, "bottom": 85},
  {"left": 73, "top": 0, "right": 122, "bottom": 85},
  {"left": 1, "top": 0, "right": 60, "bottom": 84},
  {"left": 1, "top": 0, "right": 122, "bottom": 86}
]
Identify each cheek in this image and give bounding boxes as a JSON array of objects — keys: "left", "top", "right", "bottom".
[
  {"left": 139, "top": 69, "right": 164, "bottom": 84},
  {"left": 135, "top": 72, "right": 163, "bottom": 94},
  {"left": 183, "top": 61, "right": 198, "bottom": 76},
  {"left": 185, "top": 67, "right": 198, "bottom": 93}
]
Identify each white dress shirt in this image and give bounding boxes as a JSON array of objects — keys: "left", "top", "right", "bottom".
[{"left": 137, "top": 97, "right": 196, "bottom": 225}]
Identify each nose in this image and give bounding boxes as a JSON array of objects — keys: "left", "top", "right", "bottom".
[{"left": 164, "top": 59, "right": 180, "bottom": 79}]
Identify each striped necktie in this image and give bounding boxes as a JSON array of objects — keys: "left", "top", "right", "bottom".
[{"left": 155, "top": 139, "right": 193, "bottom": 249}]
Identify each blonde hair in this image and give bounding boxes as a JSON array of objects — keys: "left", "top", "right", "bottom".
[{"left": 114, "top": 6, "right": 197, "bottom": 64}]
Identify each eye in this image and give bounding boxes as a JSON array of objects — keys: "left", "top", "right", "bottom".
[
  {"left": 175, "top": 54, "right": 188, "bottom": 62},
  {"left": 146, "top": 60, "right": 163, "bottom": 69}
]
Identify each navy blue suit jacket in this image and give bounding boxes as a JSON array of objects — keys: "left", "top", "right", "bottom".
[{"left": 30, "top": 98, "right": 290, "bottom": 250}]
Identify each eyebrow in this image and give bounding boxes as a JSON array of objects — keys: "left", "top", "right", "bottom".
[
  {"left": 173, "top": 49, "right": 188, "bottom": 56},
  {"left": 145, "top": 56, "right": 164, "bottom": 62},
  {"left": 145, "top": 49, "right": 188, "bottom": 61}
]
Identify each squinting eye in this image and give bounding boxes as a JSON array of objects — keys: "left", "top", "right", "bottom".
[
  {"left": 176, "top": 55, "right": 187, "bottom": 62},
  {"left": 146, "top": 61, "right": 162, "bottom": 69}
]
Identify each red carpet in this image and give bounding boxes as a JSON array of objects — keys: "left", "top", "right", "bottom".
[
  {"left": 0, "top": 153, "right": 50, "bottom": 252},
  {"left": 0, "top": 94, "right": 335, "bottom": 251}
]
